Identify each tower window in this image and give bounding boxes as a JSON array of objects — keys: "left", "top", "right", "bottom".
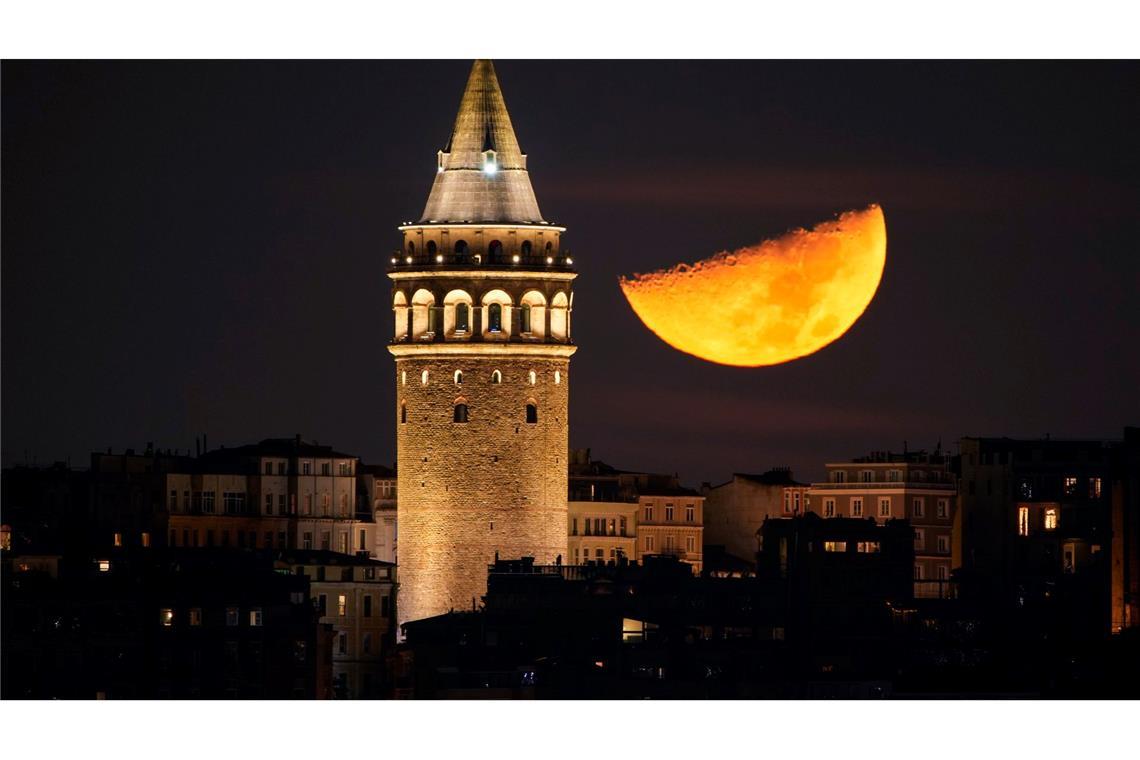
[
  {"left": 427, "top": 240, "right": 437, "bottom": 257},
  {"left": 554, "top": 370, "right": 561, "bottom": 385},
  {"left": 488, "top": 240, "right": 504, "bottom": 263},
  {"left": 528, "top": 370, "right": 536, "bottom": 385},
  {"left": 488, "top": 303, "right": 502, "bottom": 332},
  {"left": 407, "top": 241, "right": 415, "bottom": 255},
  {"left": 401, "top": 370, "right": 406, "bottom": 386},
  {"left": 521, "top": 240, "right": 532, "bottom": 257},
  {"left": 454, "top": 240, "right": 468, "bottom": 257},
  {"left": 455, "top": 302, "right": 469, "bottom": 332},
  {"left": 520, "top": 305, "right": 532, "bottom": 333},
  {"left": 400, "top": 403, "right": 407, "bottom": 424},
  {"left": 491, "top": 370, "right": 502, "bottom": 384},
  {"left": 454, "top": 404, "right": 469, "bottom": 424},
  {"left": 526, "top": 404, "right": 538, "bottom": 424},
  {"left": 454, "top": 370, "right": 463, "bottom": 385},
  {"left": 421, "top": 370, "right": 429, "bottom": 385}
]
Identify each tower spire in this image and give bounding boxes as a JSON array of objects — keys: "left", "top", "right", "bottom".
[{"left": 420, "top": 60, "right": 545, "bottom": 225}]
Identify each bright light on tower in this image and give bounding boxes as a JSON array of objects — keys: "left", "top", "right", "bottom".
[{"left": 483, "top": 159, "right": 497, "bottom": 175}]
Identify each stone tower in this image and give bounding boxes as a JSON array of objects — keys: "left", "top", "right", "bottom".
[{"left": 389, "top": 60, "right": 576, "bottom": 631}]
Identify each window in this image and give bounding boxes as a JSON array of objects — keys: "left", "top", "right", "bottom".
[
  {"left": 823, "top": 498, "right": 836, "bottom": 517},
  {"left": 226, "top": 608, "right": 239, "bottom": 626},
  {"left": 793, "top": 491, "right": 801, "bottom": 512},
  {"left": 644, "top": 505, "right": 654, "bottom": 522},
  {"left": 571, "top": 518, "right": 578, "bottom": 536},
  {"left": 596, "top": 548, "right": 604, "bottom": 560},
  {"left": 318, "top": 594, "right": 327, "bottom": 615},
  {"left": 1063, "top": 476, "right": 1078, "bottom": 496},
  {"left": 912, "top": 498, "right": 924, "bottom": 518},
  {"left": 1089, "top": 477, "right": 1102, "bottom": 499},
  {"left": 528, "top": 370, "right": 536, "bottom": 385},
  {"left": 321, "top": 462, "right": 330, "bottom": 476},
  {"left": 338, "top": 632, "right": 347, "bottom": 655},
  {"left": 608, "top": 519, "right": 616, "bottom": 536},
  {"left": 359, "top": 529, "right": 366, "bottom": 550},
  {"left": 937, "top": 535, "right": 950, "bottom": 554},
  {"left": 783, "top": 491, "right": 792, "bottom": 514},
  {"left": 302, "top": 461, "right": 312, "bottom": 476},
  {"left": 620, "top": 517, "right": 627, "bottom": 536},
  {"left": 97, "top": 559, "right": 111, "bottom": 572},
  {"left": 363, "top": 633, "right": 373, "bottom": 655},
  {"left": 856, "top": 541, "right": 880, "bottom": 554},
  {"left": 401, "top": 403, "right": 407, "bottom": 424},
  {"left": 851, "top": 498, "right": 863, "bottom": 518},
  {"left": 454, "top": 370, "right": 463, "bottom": 385},
  {"left": 169, "top": 489, "right": 178, "bottom": 510},
  {"left": 915, "top": 529, "right": 925, "bottom": 551},
  {"left": 1044, "top": 507, "right": 1059, "bottom": 531},
  {"left": 525, "top": 403, "right": 538, "bottom": 424},
  {"left": 363, "top": 595, "right": 373, "bottom": 617},
  {"left": 321, "top": 531, "right": 331, "bottom": 550},
  {"left": 685, "top": 505, "right": 694, "bottom": 522},
  {"left": 264, "top": 461, "right": 273, "bottom": 475},
  {"left": 339, "top": 461, "right": 351, "bottom": 476},
  {"left": 455, "top": 302, "right": 469, "bottom": 332},
  {"left": 421, "top": 370, "right": 429, "bottom": 385},
  {"left": 554, "top": 370, "right": 561, "bottom": 385},
  {"left": 381, "top": 595, "right": 390, "bottom": 618},
  {"left": 1018, "top": 506, "right": 1030, "bottom": 536},
  {"left": 454, "top": 403, "right": 469, "bottom": 423},
  {"left": 488, "top": 303, "right": 503, "bottom": 332},
  {"left": 823, "top": 541, "right": 846, "bottom": 553},
  {"left": 520, "top": 305, "right": 532, "bottom": 333},
  {"left": 339, "top": 533, "right": 349, "bottom": 554},
  {"left": 914, "top": 565, "right": 925, "bottom": 580},
  {"left": 888, "top": 470, "right": 901, "bottom": 482},
  {"left": 160, "top": 608, "right": 174, "bottom": 627},
  {"left": 140, "top": 532, "right": 150, "bottom": 547},
  {"left": 249, "top": 608, "right": 263, "bottom": 627},
  {"left": 338, "top": 595, "right": 347, "bottom": 616},
  {"left": 878, "top": 498, "right": 891, "bottom": 518},
  {"left": 202, "top": 490, "right": 216, "bottom": 513},
  {"left": 491, "top": 369, "right": 502, "bottom": 384},
  {"left": 665, "top": 505, "right": 674, "bottom": 521},
  {"left": 277, "top": 462, "right": 286, "bottom": 475},
  {"left": 937, "top": 498, "right": 948, "bottom": 518},
  {"left": 686, "top": 536, "right": 695, "bottom": 553},
  {"left": 113, "top": 532, "right": 123, "bottom": 547},
  {"left": 937, "top": 565, "right": 949, "bottom": 580},
  {"left": 189, "top": 608, "right": 202, "bottom": 626},
  {"left": 278, "top": 531, "right": 287, "bottom": 548},
  {"left": 645, "top": 535, "right": 655, "bottom": 552},
  {"left": 303, "top": 532, "right": 313, "bottom": 550},
  {"left": 861, "top": 470, "right": 873, "bottom": 483}
]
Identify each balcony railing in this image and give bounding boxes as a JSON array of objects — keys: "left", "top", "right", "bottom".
[{"left": 812, "top": 481, "right": 956, "bottom": 491}]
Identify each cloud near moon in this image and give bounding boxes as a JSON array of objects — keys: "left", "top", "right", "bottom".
[{"left": 618, "top": 205, "right": 887, "bottom": 367}]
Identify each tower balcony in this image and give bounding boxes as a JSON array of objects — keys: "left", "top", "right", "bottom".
[{"left": 387, "top": 250, "right": 575, "bottom": 274}]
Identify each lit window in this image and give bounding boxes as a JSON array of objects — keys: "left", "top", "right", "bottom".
[
  {"left": 1018, "top": 506, "right": 1030, "bottom": 536},
  {"left": 421, "top": 369, "right": 429, "bottom": 385},
  {"left": 823, "top": 541, "right": 846, "bottom": 553},
  {"left": 401, "top": 370, "right": 407, "bottom": 386},
  {"left": 160, "top": 608, "right": 174, "bottom": 627},
  {"left": 249, "top": 608, "right": 263, "bottom": 627},
  {"left": 1089, "top": 478, "right": 1102, "bottom": 499},
  {"left": 1044, "top": 507, "right": 1058, "bottom": 531},
  {"left": 528, "top": 370, "right": 536, "bottom": 385},
  {"left": 97, "top": 559, "right": 111, "bottom": 572},
  {"left": 454, "top": 370, "right": 463, "bottom": 385},
  {"left": 491, "top": 369, "right": 502, "bottom": 384},
  {"left": 852, "top": 498, "right": 863, "bottom": 518},
  {"left": 1063, "top": 477, "right": 1078, "bottom": 496},
  {"left": 823, "top": 498, "right": 836, "bottom": 517},
  {"left": 113, "top": 532, "right": 123, "bottom": 547},
  {"left": 856, "top": 541, "right": 880, "bottom": 553},
  {"left": 338, "top": 595, "right": 347, "bottom": 617},
  {"left": 554, "top": 370, "right": 561, "bottom": 385},
  {"left": 189, "top": 608, "right": 202, "bottom": 626}
]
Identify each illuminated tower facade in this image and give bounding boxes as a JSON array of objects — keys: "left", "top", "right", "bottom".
[{"left": 389, "top": 61, "right": 576, "bottom": 630}]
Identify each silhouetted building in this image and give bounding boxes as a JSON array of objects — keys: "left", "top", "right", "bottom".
[
  {"left": 702, "top": 469, "right": 808, "bottom": 568},
  {"left": 2, "top": 549, "right": 332, "bottom": 699},
  {"left": 1111, "top": 427, "right": 1140, "bottom": 632}
]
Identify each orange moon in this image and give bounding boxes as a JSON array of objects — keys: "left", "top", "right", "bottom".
[{"left": 619, "top": 205, "right": 887, "bottom": 367}]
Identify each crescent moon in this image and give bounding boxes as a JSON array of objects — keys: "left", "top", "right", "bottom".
[{"left": 618, "top": 205, "right": 887, "bottom": 367}]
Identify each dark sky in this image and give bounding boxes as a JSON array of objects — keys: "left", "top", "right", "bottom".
[{"left": 3, "top": 60, "right": 1138, "bottom": 485}]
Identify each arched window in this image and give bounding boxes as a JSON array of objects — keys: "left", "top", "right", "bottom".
[
  {"left": 407, "top": 241, "right": 415, "bottom": 255},
  {"left": 454, "top": 240, "right": 468, "bottom": 257},
  {"left": 393, "top": 291, "right": 409, "bottom": 341},
  {"left": 427, "top": 240, "right": 437, "bottom": 257},
  {"left": 545, "top": 241, "right": 553, "bottom": 253},
  {"left": 520, "top": 304, "right": 532, "bottom": 333},
  {"left": 526, "top": 403, "right": 538, "bottom": 424},
  {"left": 401, "top": 370, "right": 406, "bottom": 386},
  {"left": 488, "top": 303, "right": 502, "bottom": 332},
  {"left": 400, "top": 403, "right": 407, "bottom": 424},
  {"left": 488, "top": 240, "right": 503, "bottom": 263},
  {"left": 554, "top": 370, "right": 561, "bottom": 385},
  {"left": 551, "top": 291, "right": 569, "bottom": 340},
  {"left": 521, "top": 240, "right": 532, "bottom": 257},
  {"left": 453, "top": 403, "right": 469, "bottom": 423},
  {"left": 528, "top": 370, "right": 536, "bottom": 385},
  {"left": 455, "top": 302, "right": 469, "bottom": 332},
  {"left": 491, "top": 370, "right": 502, "bottom": 384},
  {"left": 421, "top": 370, "right": 429, "bottom": 385},
  {"left": 454, "top": 370, "right": 463, "bottom": 385}
]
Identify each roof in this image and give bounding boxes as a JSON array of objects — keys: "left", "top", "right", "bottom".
[
  {"left": 733, "top": 469, "right": 805, "bottom": 486},
  {"left": 418, "top": 60, "right": 545, "bottom": 224},
  {"left": 199, "top": 438, "right": 357, "bottom": 462},
  {"left": 359, "top": 463, "right": 396, "bottom": 478},
  {"left": 275, "top": 549, "right": 395, "bottom": 568}
]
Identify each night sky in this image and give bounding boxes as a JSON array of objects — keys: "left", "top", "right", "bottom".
[{"left": 3, "top": 60, "right": 1138, "bottom": 485}]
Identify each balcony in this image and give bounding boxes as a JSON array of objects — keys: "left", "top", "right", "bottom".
[
  {"left": 388, "top": 250, "right": 575, "bottom": 273},
  {"left": 812, "top": 481, "right": 956, "bottom": 491}
]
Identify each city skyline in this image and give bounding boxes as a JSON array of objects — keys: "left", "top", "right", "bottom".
[{"left": 3, "top": 60, "right": 1138, "bottom": 486}]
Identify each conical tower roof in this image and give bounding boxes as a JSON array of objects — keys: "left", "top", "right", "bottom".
[{"left": 419, "top": 60, "right": 545, "bottom": 224}]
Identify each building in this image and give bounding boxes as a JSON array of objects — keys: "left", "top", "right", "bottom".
[
  {"left": 90, "top": 438, "right": 378, "bottom": 558},
  {"left": 957, "top": 435, "right": 1113, "bottom": 638},
  {"left": 276, "top": 550, "right": 397, "bottom": 698},
  {"left": 807, "top": 450, "right": 956, "bottom": 595},
  {"left": 1111, "top": 427, "right": 1140, "bottom": 633},
  {"left": 638, "top": 490, "right": 705, "bottom": 574},
  {"left": 568, "top": 500, "right": 638, "bottom": 566},
  {"left": 701, "top": 469, "right": 808, "bottom": 567},
  {"left": 390, "top": 60, "right": 575, "bottom": 629},
  {"left": 359, "top": 464, "right": 397, "bottom": 563},
  {"left": 2, "top": 549, "right": 333, "bottom": 699}
]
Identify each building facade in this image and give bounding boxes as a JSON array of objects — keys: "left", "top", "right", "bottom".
[
  {"left": 807, "top": 450, "right": 956, "bottom": 595},
  {"left": 702, "top": 469, "right": 808, "bottom": 565},
  {"left": 638, "top": 490, "right": 705, "bottom": 574},
  {"left": 569, "top": 500, "right": 638, "bottom": 565},
  {"left": 359, "top": 464, "right": 397, "bottom": 564},
  {"left": 391, "top": 61, "right": 575, "bottom": 630}
]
